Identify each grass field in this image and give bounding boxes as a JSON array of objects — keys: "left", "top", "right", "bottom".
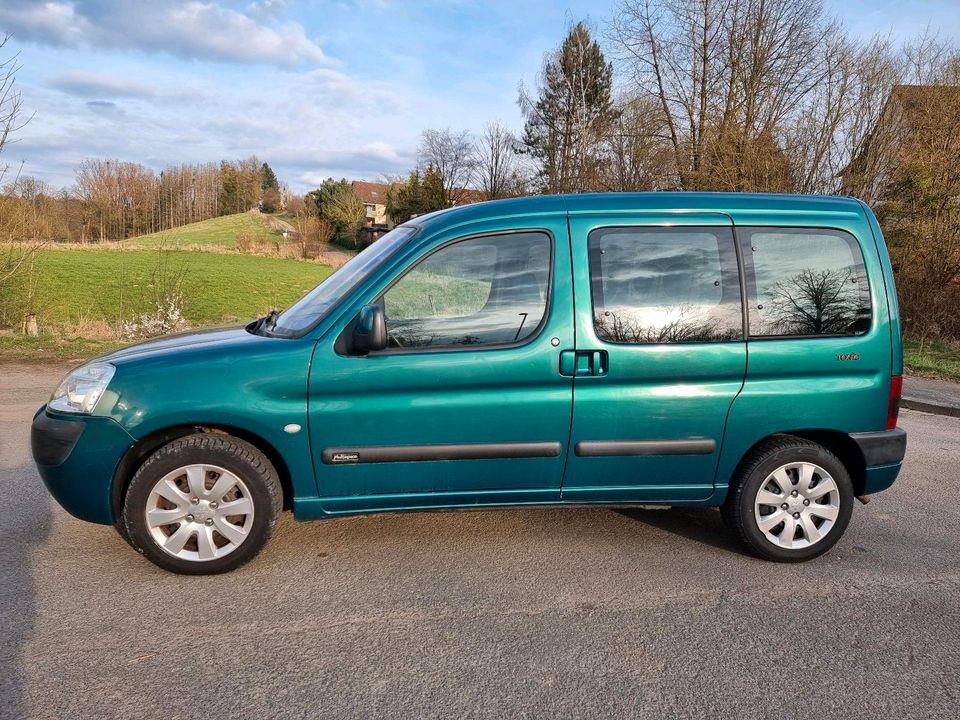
[
  {"left": 0, "top": 213, "right": 344, "bottom": 361},
  {"left": 133, "top": 212, "right": 276, "bottom": 248},
  {"left": 26, "top": 247, "right": 331, "bottom": 328},
  {"left": 0, "top": 246, "right": 333, "bottom": 361},
  {"left": 904, "top": 339, "right": 960, "bottom": 383}
]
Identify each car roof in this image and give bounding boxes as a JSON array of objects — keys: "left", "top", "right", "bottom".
[{"left": 409, "top": 192, "right": 865, "bottom": 232}]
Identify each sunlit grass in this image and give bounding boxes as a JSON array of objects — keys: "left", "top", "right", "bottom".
[{"left": 904, "top": 339, "right": 960, "bottom": 383}]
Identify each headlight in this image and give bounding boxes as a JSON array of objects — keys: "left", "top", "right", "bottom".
[{"left": 49, "top": 363, "right": 116, "bottom": 415}]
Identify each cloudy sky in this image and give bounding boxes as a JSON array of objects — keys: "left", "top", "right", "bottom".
[{"left": 2, "top": 0, "right": 958, "bottom": 193}]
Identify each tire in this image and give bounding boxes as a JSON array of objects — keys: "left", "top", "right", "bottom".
[
  {"left": 114, "top": 517, "right": 134, "bottom": 547},
  {"left": 721, "top": 436, "right": 854, "bottom": 562},
  {"left": 122, "top": 433, "right": 282, "bottom": 574}
]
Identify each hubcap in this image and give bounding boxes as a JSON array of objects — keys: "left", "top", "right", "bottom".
[
  {"left": 145, "top": 464, "right": 255, "bottom": 562},
  {"left": 754, "top": 462, "right": 840, "bottom": 550}
]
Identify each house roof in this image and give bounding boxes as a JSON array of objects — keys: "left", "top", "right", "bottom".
[
  {"left": 839, "top": 83, "right": 960, "bottom": 183},
  {"left": 352, "top": 180, "right": 393, "bottom": 205},
  {"left": 352, "top": 179, "right": 487, "bottom": 207},
  {"left": 451, "top": 188, "right": 487, "bottom": 205},
  {"left": 890, "top": 84, "right": 960, "bottom": 110}
]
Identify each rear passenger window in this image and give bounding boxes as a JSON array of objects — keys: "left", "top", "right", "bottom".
[
  {"left": 588, "top": 227, "right": 743, "bottom": 344},
  {"left": 741, "top": 228, "right": 871, "bottom": 337}
]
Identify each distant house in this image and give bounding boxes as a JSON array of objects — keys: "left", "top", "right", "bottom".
[
  {"left": 351, "top": 179, "right": 487, "bottom": 235},
  {"left": 351, "top": 180, "right": 394, "bottom": 229},
  {"left": 841, "top": 84, "right": 960, "bottom": 202}
]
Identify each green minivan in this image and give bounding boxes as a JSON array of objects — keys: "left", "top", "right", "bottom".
[{"left": 31, "top": 193, "right": 907, "bottom": 574}]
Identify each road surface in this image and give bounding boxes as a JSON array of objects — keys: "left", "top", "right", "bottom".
[{"left": 2, "top": 364, "right": 957, "bottom": 719}]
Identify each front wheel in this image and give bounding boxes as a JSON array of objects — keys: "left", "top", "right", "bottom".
[
  {"left": 123, "top": 434, "right": 282, "bottom": 574},
  {"left": 722, "top": 437, "right": 854, "bottom": 562}
]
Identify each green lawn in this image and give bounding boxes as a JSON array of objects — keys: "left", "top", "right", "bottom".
[
  {"left": 0, "top": 333, "right": 126, "bottom": 363},
  {"left": 133, "top": 212, "right": 276, "bottom": 248},
  {"left": 15, "top": 247, "right": 332, "bottom": 330},
  {"left": 904, "top": 339, "right": 960, "bottom": 383}
]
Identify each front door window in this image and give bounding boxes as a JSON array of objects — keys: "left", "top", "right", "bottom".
[{"left": 382, "top": 232, "right": 552, "bottom": 350}]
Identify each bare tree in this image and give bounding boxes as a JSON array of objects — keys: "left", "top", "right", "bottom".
[
  {"left": 418, "top": 128, "right": 477, "bottom": 204},
  {"left": 600, "top": 94, "right": 674, "bottom": 191},
  {"left": 0, "top": 33, "right": 31, "bottom": 181},
  {"left": 474, "top": 121, "right": 525, "bottom": 200},
  {"left": 608, "top": 0, "right": 836, "bottom": 191},
  {"left": 784, "top": 33, "right": 901, "bottom": 195},
  {"left": 904, "top": 27, "right": 956, "bottom": 85},
  {"left": 0, "top": 32, "right": 41, "bottom": 330}
]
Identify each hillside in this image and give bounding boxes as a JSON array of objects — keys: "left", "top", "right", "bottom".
[{"left": 132, "top": 211, "right": 278, "bottom": 248}]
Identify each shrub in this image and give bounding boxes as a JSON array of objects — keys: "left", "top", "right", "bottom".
[
  {"left": 293, "top": 215, "right": 334, "bottom": 259},
  {"left": 236, "top": 229, "right": 272, "bottom": 253},
  {"left": 120, "top": 246, "right": 190, "bottom": 339}
]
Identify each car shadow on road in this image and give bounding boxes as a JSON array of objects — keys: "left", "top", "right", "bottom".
[
  {"left": 0, "top": 461, "right": 52, "bottom": 720},
  {"left": 614, "top": 506, "right": 750, "bottom": 557}
]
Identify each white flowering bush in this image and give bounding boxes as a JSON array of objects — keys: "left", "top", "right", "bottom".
[
  {"left": 118, "top": 245, "right": 191, "bottom": 339},
  {"left": 121, "top": 296, "right": 186, "bottom": 338},
  {"left": 121, "top": 291, "right": 189, "bottom": 339}
]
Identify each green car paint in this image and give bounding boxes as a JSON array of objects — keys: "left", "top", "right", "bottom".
[{"left": 32, "top": 192, "right": 905, "bottom": 527}]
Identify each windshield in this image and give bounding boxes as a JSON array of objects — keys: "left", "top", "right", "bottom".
[{"left": 270, "top": 225, "right": 417, "bottom": 336}]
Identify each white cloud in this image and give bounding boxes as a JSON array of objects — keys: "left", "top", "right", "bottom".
[
  {"left": 164, "top": 2, "right": 327, "bottom": 66},
  {"left": 0, "top": 2, "right": 91, "bottom": 45},
  {"left": 0, "top": 0, "right": 329, "bottom": 67}
]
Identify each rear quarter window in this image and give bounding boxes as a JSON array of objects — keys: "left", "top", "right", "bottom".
[{"left": 740, "top": 228, "right": 872, "bottom": 337}]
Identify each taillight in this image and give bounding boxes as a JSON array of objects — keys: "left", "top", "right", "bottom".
[{"left": 887, "top": 375, "right": 903, "bottom": 430}]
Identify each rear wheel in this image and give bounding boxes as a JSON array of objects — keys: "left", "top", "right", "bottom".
[
  {"left": 122, "top": 434, "right": 282, "bottom": 574},
  {"left": 721, "top": 437, "right": 854, "bottom": 562}
]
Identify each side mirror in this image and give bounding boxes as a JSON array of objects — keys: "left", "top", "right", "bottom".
[{"left": 352, "top": 303, "right": 387, "bottom": 354}]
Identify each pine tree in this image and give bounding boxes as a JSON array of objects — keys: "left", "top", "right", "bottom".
[
  {"left": 218, "top": 161, "right": 238, "bottom": 216},
  {"left": 260, "top": 162, "right": 278, "bottom": 191},
  {"left": 519, "top": 22, "right": 615, "bottom": 193}
]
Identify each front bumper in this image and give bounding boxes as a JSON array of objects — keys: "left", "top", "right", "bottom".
[
  {"left": 31, "top": 406, "right": 136, "bottom": 525},
  {"left": 850, "top": 428, "right": 908, "bottom": 495}
]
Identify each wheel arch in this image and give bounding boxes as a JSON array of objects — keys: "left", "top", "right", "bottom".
[
  {"left": 729, "top": 430, "right": 867, "bottom": 496},
  {"left": 111, "top": 424, "right": 294, "bottom": 520}
]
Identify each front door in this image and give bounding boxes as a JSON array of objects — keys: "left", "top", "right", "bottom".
[
  {"left": 561, "top": 214, "right": 747, "bottom": 502},
  {"left": 308, "top": 217, "right": 575, "bottom": 514}
]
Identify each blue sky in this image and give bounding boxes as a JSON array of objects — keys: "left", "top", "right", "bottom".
[{"left": 1, "top": 0, "right": 958, "bottom": 193}]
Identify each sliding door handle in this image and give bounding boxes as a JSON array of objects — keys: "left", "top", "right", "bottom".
[{"left": 559, "top": 350, "right": 608, "bottom": 377}]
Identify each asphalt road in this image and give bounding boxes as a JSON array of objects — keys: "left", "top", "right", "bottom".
[{"left": 2, "top": 363, "right": 958, "bottom": 720}]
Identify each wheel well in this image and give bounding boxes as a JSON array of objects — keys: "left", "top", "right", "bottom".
[
  {"left": 111, "top": 424, "right": 294, "bottom": 520},
  {"left": 732, "top": 430, "right": 867, "bottom": 496}
]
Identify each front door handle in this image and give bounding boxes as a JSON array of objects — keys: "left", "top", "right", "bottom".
[{"left": 559, "top": 350, "right": 608, "bottom": 377}]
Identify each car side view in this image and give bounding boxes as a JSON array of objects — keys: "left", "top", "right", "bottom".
[{"left": 31, "top": 193, "right": 907, "bottom": 574}]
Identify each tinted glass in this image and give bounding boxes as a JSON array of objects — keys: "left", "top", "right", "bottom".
[
  {"left": 742, "top": 228, "right": 871, "bottom": 337},
  {"left": 382, "top": 232, "right": 551, "bottom": 349},
  {"left": 588, "top": 227, "right": 743, "bottom": 344},
  {"left": 273, "top": 225, "right": 416, "bottom": 336}
]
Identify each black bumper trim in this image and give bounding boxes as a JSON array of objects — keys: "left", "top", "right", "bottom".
[
  {"left": 850, "top": 428, "right": 907, "bottom": 466},
  {"left": 31, "top": 410, "right": 86, "bottom": 467},
  {"left": 575, "top": 439, "right": 716, "bottom": 457},
  {"left": 322, "top": 441, "right": 562, "bottom": 465}
]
